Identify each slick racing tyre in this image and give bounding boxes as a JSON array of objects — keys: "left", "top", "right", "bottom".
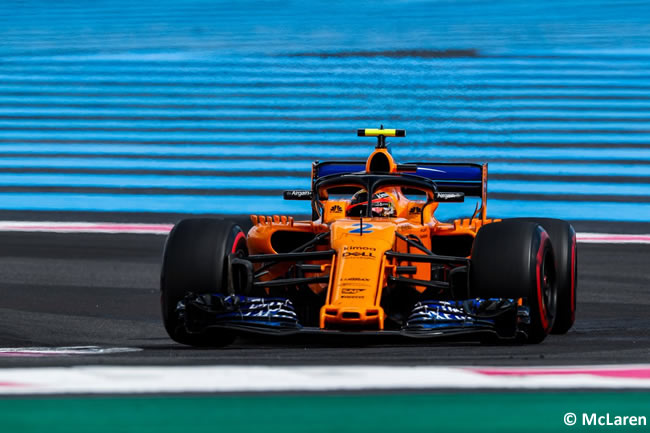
[
  {"left": 508, "top": 218, "right": 577, "bottom": 334},
  {"left": 161, "top": 218, "right": 247, "bottom": 347},
  {"left": 471, "top": 220, "right": 558, "bottom": 344}
]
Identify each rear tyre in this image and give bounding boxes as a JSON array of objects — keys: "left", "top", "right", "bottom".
[
  {"left": 471, "top": 220, "right": 557, "bottom": 344},
  {"left": 161, "top": 218, "right": 247, "bottom": 347},
  {"left": 509, "top": 218, "right": 577, "bottom": 334}
]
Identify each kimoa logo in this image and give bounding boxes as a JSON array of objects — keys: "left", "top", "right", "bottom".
[
  {"left": 349, "top": 222, "right": 374, "bottom": 234},
  {"left": 330, "top": 205, "right": 343, "bottom": 213}
]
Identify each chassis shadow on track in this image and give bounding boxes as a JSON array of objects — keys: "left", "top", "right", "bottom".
[{"left": 145, "top": 331, "right": 519, "bottom": 350}]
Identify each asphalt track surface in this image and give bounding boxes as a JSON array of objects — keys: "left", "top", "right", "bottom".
[{"left": 0, "top": 223, "right": 648, "bottom": 368}]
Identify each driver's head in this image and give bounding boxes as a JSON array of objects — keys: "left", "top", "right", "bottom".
[{"left": 346, "top": 190, "right": 396, "bottom": 217}]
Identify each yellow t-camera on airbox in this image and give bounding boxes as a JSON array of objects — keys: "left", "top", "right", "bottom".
[
  {"left": 357, "top": 127, "right": 405, "bottom": 148},
  {"left": 357, "top": 128, "right": 406, "bottom": 137}
]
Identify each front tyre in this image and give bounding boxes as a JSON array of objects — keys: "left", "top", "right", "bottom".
[
  {"left": 160, "top": 218, "right": 247, "bottom": 347},
  {"left": 508, "top": 218, "right": 577, "bottom": 334},
  {"left": 471, "top": 220, "right": 558, "bottom": 344}
]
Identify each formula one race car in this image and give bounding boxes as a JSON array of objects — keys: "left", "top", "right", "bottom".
[{"left": 161, "top": 128, "right": 577, "bottom": 346}]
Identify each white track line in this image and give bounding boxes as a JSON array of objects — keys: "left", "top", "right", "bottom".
[
  {"left": 0, "top": 346, "right": 142, "bottom": 357},
  {"left": 577, "top": 232, "right": 650, "bottom": 244},
  {"left": 0, "top": 221, "right": 173, "bottom": 234},
  {"left": 0, "top": 221, "right": 647, "bottom": 244},
  {"left": 1, "top": 364, "right": 650, "bottom": 395}
]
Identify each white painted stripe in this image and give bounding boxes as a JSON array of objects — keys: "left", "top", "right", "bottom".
[
  {"left": 577, "top": 232, "right": 650, "bottom": 244},
  {"left": 0, "top": 221, "right": 173, "bottom": 234},
  {"left": 1, "top": 365, "right": 650, "bottom": 395},
  {"left": 0, "top": 346, "right": 142, "bottom": 357},
  {"left": 0, "top": 221, "right": 648, "bottom": 244}
]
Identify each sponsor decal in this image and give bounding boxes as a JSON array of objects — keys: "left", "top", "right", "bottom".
[
  {"left": 342, "top": 251, "right": 375, "bottom": 258},
  {"left": 409, "top": 301, "right": 472, "bottom": 322},
  {"left": 341, "top": 288, "right": 366, "bottom": 295},
  {"left": 329, "top": 204, "right": 343, "bottom": 213},
  {"left": 349, "top": 222, "right": 374, "bottom": 234},
  {"left": 341, "top": 276, "right": 372, "bottom": 288},
  {"left": 409, "top": 206, "right": 422, "bottom": 215},
  {"left": 340, "top": 287, "right": 366, "bottom": 298},
  {"left": 283, "top": 190, "right": 313, "bottom": 200},
  {"left": 434, "top": 192, "right": 465, "bottom": 202}
]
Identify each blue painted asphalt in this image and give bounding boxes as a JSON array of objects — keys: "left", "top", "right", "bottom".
[
  {"left": 4, "top": 75, "right": 650, "bottom": 87},
  {"left": 4, "top": 131, "right": 650, "bottom": 145},
  {"left": 2, "top": 157, "right": 650, "bottom": 177},
  {"left": 3, "top": 96, "right": 650, "bottom": 110},
  {"left": 5, "top": 107, "right": 650, "bottom": 120},
  {"left": 3, "top": 85, "right": 649, "bottom": 98},
  {"left": 0, "top": 192, "right": 645, "bottom": 222},
  {"left": 2, "top": 146, "right": 650, "bottom": 163},
  {"left": 0, "top": 173, "right": 647, "bottom": 197},
  {"left": 0, "top": 1, "right": 648, "bottom": 222},
  {"left": 5, "top": 120, "right": 650, "bottom": 132}
]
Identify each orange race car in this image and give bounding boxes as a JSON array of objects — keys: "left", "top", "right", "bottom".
[{"left": 161, "top": 128, "right": 577, "bottom": 347}]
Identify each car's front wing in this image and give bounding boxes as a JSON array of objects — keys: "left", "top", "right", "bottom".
[{"left": 178, "top": 294, "right": 529, "bottom": 341}]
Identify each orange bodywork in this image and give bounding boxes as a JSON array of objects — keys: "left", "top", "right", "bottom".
[{"left": 247, "top": 145, "right": 499, "bottom": 331}]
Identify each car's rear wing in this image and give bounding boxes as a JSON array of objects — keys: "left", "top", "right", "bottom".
[{"left": 312, "top": 161, "right": 485, "bottom": 196}]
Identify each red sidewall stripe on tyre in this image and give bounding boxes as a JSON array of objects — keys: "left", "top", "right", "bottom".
[
  {"left": 535, "top": 230, "right": 550, "bottom": 331},
  {"left": 570, "top": 232, "right": 577, "bottom": 322},
  {"left": 231, "top": 231, "right": 246, "bottom": 254}
]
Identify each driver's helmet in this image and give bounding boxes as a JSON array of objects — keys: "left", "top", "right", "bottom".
[{"left": 346, "top": 190, "right": 397, "bottom": 217}]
